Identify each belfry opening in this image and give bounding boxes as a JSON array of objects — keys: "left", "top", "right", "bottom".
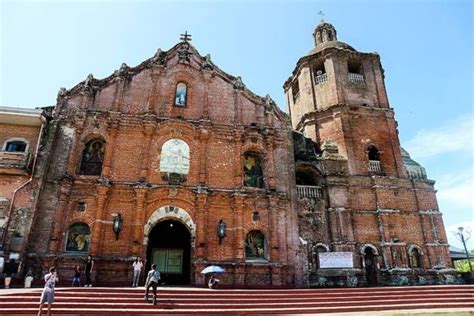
[{"left": 146, "top": 220, "right": 191, "bottom": 285}]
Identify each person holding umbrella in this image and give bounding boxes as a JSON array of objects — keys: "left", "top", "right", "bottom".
[
  {"left": 200, "top": 265, "right": 225, "bottom": 289},
  {"left": 208, "top": 274, "right": 220, "bottom": 289}
]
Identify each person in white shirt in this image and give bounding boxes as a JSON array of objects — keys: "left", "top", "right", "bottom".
[
  {"left": 132, "top": 257, "right": 144, "bottom": 287},
  {"left": 38, "top": 267, "right": 59, "bottom": 316}
]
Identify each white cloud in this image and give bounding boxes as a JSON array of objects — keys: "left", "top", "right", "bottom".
[
  {"left": 437, "top": 169, "right": 474, "bottom": 209},
  {"left": 404, "top": 115, "right": 474, "bottom": 159},
  {"left": 446, "top": 221, "right": 474, "bottom": 249}
]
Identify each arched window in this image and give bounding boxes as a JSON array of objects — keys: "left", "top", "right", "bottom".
[
  {"left": 409, "top": 246, "right": 423, "bottom": 269},
  {"left": 367, "top": 145, "right": 382, "bottom": 173},
  {"left": 66, "top": 223, "right": 91, "bottom": 252},
  {"left": 295, "top": 165, "right": 320, "bottom": 186},
  {"left": 175, "top": 82, "right": 187, "bottom": 106},
  {"left": 79, "top": 139, "right": 105, "bottom": 175},
  {"left": 245, "top": 230, "right": 266, "bottom": 260},
  {"left": 3, "top": 139, "right": 28, "bottom": 153},
  {"left": 243, "top": 152, "right": 264, "bottom": 188},
  {"left": 159, "top": 139, "right": 190, "bottom": 175},
  {"left": 368, "top": 145, "right": 380, "bottom": 161}
]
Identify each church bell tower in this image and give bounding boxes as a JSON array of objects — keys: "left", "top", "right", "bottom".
[{"left": 284, "top": 20, "right": 405, "bottom": 177}]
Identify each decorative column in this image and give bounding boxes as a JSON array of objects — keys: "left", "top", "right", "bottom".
[
  {"left": 195, "top": 192, "right": 208, "bottom": 258},
  {"left": 102, "top": 123, "right": 119, "bottom": 177},
  {"left": 65, "top": 122, "right": 83, "bottom": 175},
  {"left": 132, "top": 187, "right": 147, "bottom": 255},
  {"left": 264, "top": 133, "right": 276, "bottom": 190},
  {"left": 202, "top": 70, "right": 212, "bottom": 120},
  {"left": 111, "top": 80, "right": 125, "bottom": 112},
  {"left": 233, "top": 131, "right": 243, "bottom": 187},
  {"left": 49, "top": 180, "right": 73, "bottom": 253},
  {"left": 233, "top": 194, "right": 245, "bottom": 260},
  {"left": 199, "top": 128, "right": 210, "bottom": 184},
  {"left": 268, "top": 197, "right": 279, "bottom": 262},
  {"left": 90, "top": 185, "right": 110, "bottom": 255},
  {"left": 140, "top": 124, "right": 155, "bottom": 181}
]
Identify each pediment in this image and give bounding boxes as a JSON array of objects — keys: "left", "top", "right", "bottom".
[{"left": 56, "top": 39, "right": 289, "bottom": 124}]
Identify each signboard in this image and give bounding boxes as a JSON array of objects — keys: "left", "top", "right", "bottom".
[{"left": 319, "top": 252, "right": 353, "bottom": 268}]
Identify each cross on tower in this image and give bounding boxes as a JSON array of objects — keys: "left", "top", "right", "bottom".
[
  {"left": 318, "top": 10, "right": 325, "bottom": 22},
  {"left": 180, "top": 31, "right": 192, "bottom": 42}
]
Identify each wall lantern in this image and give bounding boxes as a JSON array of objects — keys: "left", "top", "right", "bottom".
[
  {"left": 217, "top": 219, "right": 226, "bottom": 244},
  {"left": 112, "top": 213, "right": 123, "bottom": 241}
]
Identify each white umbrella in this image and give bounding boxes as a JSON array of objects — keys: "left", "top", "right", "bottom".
[{"left": 200, "top": 265, "right": 225, "bottom": 274}]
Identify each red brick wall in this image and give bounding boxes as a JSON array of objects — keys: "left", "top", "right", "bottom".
[{"left": 29, "top": 44, "right": 300, "bottom": 287}]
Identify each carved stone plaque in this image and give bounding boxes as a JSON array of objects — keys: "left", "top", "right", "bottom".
[
  {"left": 160, "top": 139, "right": 190, "bottom": 174},
  {"left": 319, "top": 252, "right": 353, "bottom": 268}
]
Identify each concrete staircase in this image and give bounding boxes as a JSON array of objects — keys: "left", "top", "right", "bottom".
[{"left": 1, "top": 285, "right": 473, "bottom": 314}]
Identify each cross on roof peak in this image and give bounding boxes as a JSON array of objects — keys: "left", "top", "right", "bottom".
[
  {"left": 180, "top": 31, "right": 192, "bottom": 42},
  {"left": 318, "top": 10, "right": 325, "bottom": 22}
]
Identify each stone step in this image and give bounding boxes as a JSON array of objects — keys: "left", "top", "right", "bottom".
[
  {"left": 1, "top": 303, "right": 474, "bottom": 315},
  {"left": 3, "top": 293, "right": 472, "bottom": 304},
  {"left": 1, "top": 297, "right": 473, "bottom": 308},
  {"left": 50, "top": 285, "right": 474, "bottom": 295},
  {"left": 1, "top": 285, "right": 472, "bottom": 315}
]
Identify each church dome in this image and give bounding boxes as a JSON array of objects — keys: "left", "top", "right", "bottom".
[
  {"left": 309, "top": 20, "right": 355, "bottom": 55},
  {"left": 401, "top": 147, "right": 427, "bottom": 180}
]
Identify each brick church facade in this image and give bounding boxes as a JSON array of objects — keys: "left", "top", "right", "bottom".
[{"left": 0, "top": 22, "right": 454, "bottom": 287}]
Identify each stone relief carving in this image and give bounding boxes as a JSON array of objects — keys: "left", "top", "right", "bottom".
[
  {"left": 151, "top": 48, "right": 167, "bottom": 66},
  {"left": 317, "top": 276, "right": 327, "bottom": 287},
  {"left": 321, "top": 139, "right": 343, "bottom": 160},
  {"left": 347, "top": 276, "right": 358, "bottom": 287},
  {"left": 232, "top": 76, "right": 245, "bottom": 90},
  {"left": 57, "top": 87, "right": 68, "bottom": 99},
  {"left": 81, "top": 73, "right": 96, "bottom": 95},
  {"left": 417, "top": 275, "right": 426, "bottom": 285},
  {"left": 113, "top": 63, "right": 132, "bottom": 80},
  {"left": 201, "top": 54, "right": 214, "bottom": 71},
  {"left": 159, "top": 139, "right": 190, "bottom": 175},
  {"left": 263, "top": 94, "right": 275, "bottom": 113},
  {"left": 178, "top": 42, "right": 192, "bottom": 64}
]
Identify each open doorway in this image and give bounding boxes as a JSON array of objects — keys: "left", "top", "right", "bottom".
[{"left": 146, "top": 219, "right": 191, "bottom": 285}]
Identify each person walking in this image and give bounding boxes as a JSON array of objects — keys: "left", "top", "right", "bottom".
[
  {"left": 144, "top": 264, "right": 160, "bottom": 305},
  {"left": 84, "top": 255, "right": 94, "bottom": 287},
  {"left": 132, "top": 257, "right": 143, "bottom": 287},
  {"left": 72, "top": 265, "right": 81, "bottom": 287},
  {"left": 38, "top": 267, "right": 59, "bottom": 316}
]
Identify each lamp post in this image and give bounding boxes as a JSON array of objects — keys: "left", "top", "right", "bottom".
[
  {"left": 456, "top": 227, "right": 472, "bottom": 272},
  {"left": 113, "top": 213, "right": 123, "bottom": 241},
  {"left": 217, "top": 219, "right": 226, "bottom": 244}
]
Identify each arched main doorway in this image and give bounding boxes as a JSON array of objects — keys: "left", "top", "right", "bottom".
[{"left": 146, "top": 220, "right": 191, "bottom": 285}]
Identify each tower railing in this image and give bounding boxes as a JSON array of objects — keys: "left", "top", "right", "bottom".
[
  {"left": 314, "top": 73, "right": 327, "bottom": 85},
  {"left": 368, "top": 160, "right": 382, "bottom": 173},
  {"left": 348, "top": 73, "right": 365, "bottom": 84},
  {"left": 296, "top": 185, "right": 323, "bottom": 199}
]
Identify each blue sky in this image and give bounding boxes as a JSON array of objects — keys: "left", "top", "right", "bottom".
[{"left": 1, "top": 0, "right": 472, "bottom": 248}]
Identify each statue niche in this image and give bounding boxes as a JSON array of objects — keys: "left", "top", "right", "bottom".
[
  {"left": 66, "top": 223, "right": 91, "bottom": 252},
  {"left": 245, "top": 230, "right": 266, "bottom": 260},
  {"left": 79, "top": 139, "right": 105, "bottom": 176},
  {"left": 243, "top": 152, "right": 264, "bottom": 188}
]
